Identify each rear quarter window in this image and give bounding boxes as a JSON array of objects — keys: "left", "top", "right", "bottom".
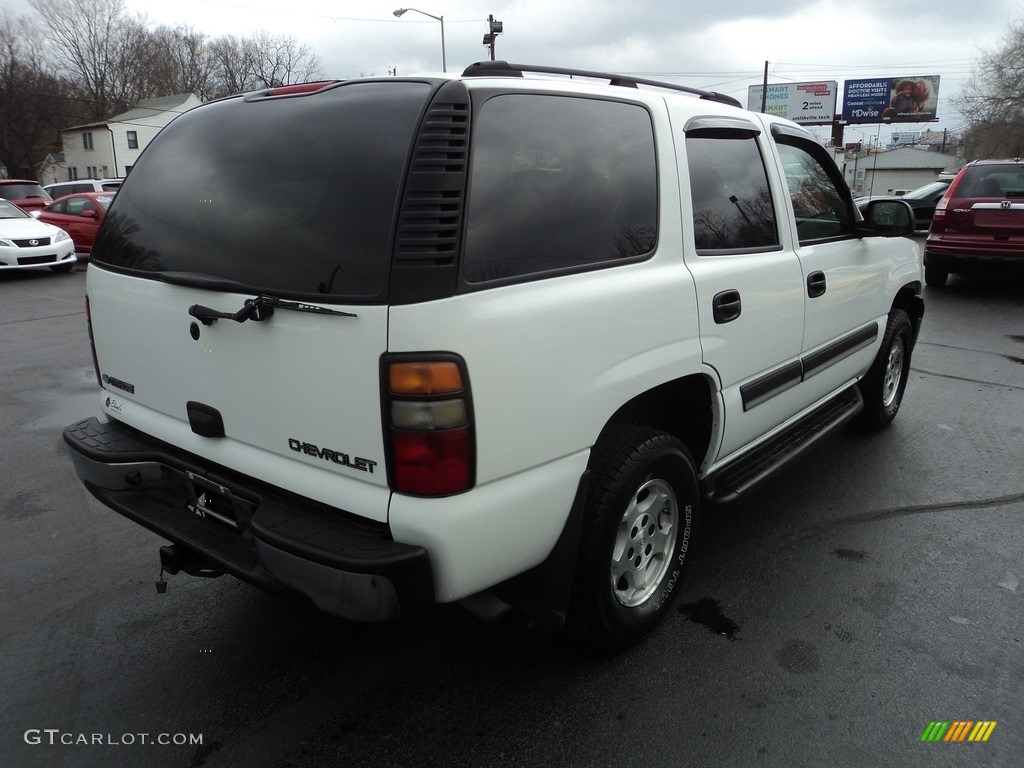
[{"left": 462, "top": 94, "right": 657, "bottom": 284}]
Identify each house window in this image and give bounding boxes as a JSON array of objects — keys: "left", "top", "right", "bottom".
[
  {"left": 83, "top": 132, "right": 94, "bottom": 150},
  {"left": 68, "top": 167, "right": 79, "bottom": 180},
  {"left": 87, "top": 166, "right": 98, "bottom": 178},
  {"left": 102, "top": 166, "right": 109, "bottom": 177},
  {"left": 126, "top": 131, "right": 138, "bottom": 149}
]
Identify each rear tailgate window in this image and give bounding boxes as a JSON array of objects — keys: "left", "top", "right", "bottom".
[{"left": 93, "top": 81, "right": 433, "bottom": 302}]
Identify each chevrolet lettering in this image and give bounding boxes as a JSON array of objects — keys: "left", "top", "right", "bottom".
[{"left": 287, "top": 439, "right": 377, "bottom": 473}]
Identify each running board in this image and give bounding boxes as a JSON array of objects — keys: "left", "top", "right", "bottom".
[{"left": 703, "top": 386, "right": 863, "bottom": 504}]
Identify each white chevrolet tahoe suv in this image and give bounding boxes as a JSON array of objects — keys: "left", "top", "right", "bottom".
[{"left": 64, "top": 62, "right": 923, "bottom": 648}]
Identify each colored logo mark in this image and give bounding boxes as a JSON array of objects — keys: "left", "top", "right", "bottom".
[{"left": 921, "top": 721, "right": 997, "bottom": 742}]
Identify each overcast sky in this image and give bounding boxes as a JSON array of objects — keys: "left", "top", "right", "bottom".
[{"left": 13, "top": 0, "right": 1024, "bottom": 139}]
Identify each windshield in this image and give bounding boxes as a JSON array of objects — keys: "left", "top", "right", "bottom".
[
  {"left": 93, "top": 81, "right": 433, "bottom": 302},
  {"left": 902, "top": 181, "right": 949, "bottom": 200},
  {"left": 0, "top": 199, "right": 29, "bottom": 218}
]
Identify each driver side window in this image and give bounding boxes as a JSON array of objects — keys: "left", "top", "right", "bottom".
[{"left": 777, "top": 141, "right": 853, "bottom": 244}]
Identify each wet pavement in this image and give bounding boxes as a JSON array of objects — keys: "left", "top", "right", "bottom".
[{"left": 1, "top": 256, "right": 1021, "bottom": 768}]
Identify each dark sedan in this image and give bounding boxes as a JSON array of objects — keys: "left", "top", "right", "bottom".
[
  {"left": 856, "top": 180, "right": 950, "bottom": 232},
  {"left": 35, "top": 192, "right": 113, "bottom": 257}
]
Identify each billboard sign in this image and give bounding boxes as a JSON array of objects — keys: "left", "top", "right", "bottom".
[
  {"left": 842, "top": 76, "right": 940, "bottom": 124},
  {"left": 747, "top": 81, "right": 838, "bottom": 125},
  {"left": 890, "top": 132, "right": 920, "bottom": 147}
]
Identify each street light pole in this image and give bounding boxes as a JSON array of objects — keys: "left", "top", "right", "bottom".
[{"left": 393, "top": 8, "right": 446, "bottom": 73}]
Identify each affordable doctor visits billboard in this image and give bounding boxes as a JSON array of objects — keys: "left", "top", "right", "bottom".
[{"left": 842, "top": 76, "right": 940, "bottom": 124}]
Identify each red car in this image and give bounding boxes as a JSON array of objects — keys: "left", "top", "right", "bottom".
[
  {"left": 925, "top": 159, "right": 1024, "bottom": 286},
  {"left": 0, "top": 179, "right": 52, "bottom": 212},
  {"left": 35, "top": 192, "right": 113, "bottom": 257}
]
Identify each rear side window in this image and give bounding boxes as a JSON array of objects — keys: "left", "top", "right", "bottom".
[
  {"left": 93, "top": 81, "right": 432, "bottom": 301},
  {"left": 463, "top": 94, "right": 657, "bottom": 284},
  {"left": 686, "top": 133, "right": 779, "bottom": 253}
]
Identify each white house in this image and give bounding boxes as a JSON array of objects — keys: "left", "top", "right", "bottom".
[
  {"left": 60, "top": 93, "right": 202, "bottom": 181},
  {"left": 838, "top": 146, "right": 960, "bottom": 197},
  {"left": 37, "top": 152, "right": 67, "bottom": 185}
]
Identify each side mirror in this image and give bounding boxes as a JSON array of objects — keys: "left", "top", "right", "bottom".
[
  {"left": 30, "top": 211, "right": 42, "bottom": 218},
  {"left": 862, "top": 199, "right": 914, "bottom": 237},
  {"left": 80, "top": 209, "right": 98, "bottom": 219}
]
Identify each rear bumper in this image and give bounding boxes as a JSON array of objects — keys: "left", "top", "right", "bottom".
[
  {"left": 924, "top": 245, "right": 1024, "bottom": 273},
  {"left": 63, "top": 417, "right": 433, "bottom": 621}
]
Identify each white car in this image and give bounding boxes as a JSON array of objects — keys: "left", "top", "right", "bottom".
[
  {"left": 0, "top": 199, "right": 76, "bottom": 273},
  {"left": 44, "top": 179, "right": 122, "bottom": 200}
]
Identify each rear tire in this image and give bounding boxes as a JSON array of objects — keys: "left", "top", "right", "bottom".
[
  {"left": 924, "top": 265, "right": 947, "bottom": 287},
  {"left": 568, "top": 426, "right": 699, "bottom": 650},
  {"left": 858, "top": 309, "right": 913, "bottom": 430}
]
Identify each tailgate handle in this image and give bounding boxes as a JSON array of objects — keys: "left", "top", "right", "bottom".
[{"left": 187, "top": 401, "right": 225, "bottom": 438}]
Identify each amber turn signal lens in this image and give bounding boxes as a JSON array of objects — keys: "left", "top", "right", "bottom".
[{"left": 389, "top": 361, "right": 463, "bottom": 395}]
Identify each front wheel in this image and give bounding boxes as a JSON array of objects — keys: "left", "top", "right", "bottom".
[
  {"left": 858, "top": 309, "right": 913, "bottom": 430},
  {"left": 568, "top": 426, "right": 699, "bottom": 649}
]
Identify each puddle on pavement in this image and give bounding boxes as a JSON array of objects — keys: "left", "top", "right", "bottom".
[
  {"left": 20, "top": 367, "right": 101, "bottom": 432},
  {"left": 678, "top": 597, "right": 740, "bottom": 640}
]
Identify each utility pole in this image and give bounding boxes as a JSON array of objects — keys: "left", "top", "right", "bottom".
[
  {"left": 760, "top": 61, "right": 768, "bottom": 113},
  {"left": 483, "top": 15, "right": 503, "bottom": 60}
]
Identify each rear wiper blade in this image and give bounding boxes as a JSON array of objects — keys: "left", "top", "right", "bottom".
[{"left": 189, "top": 294, "right": 357, "bottom": 325}]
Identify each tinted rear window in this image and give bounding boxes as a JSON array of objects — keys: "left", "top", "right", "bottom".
[
  {"left": 955, "top": 164, "right": 1024, "bottom": 198},
  {"left": 93, "top": 82, "right": 432, "bottom": 300},
  {"left": 0, "top": 184, "right": 46, "bottom": 199}
]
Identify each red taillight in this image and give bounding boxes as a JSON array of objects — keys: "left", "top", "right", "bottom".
[
  {"left": 933, "top": 169, "right": 966, "bottom": 227},
  {"left": 384, "top": 356, "right": 474, "bottom": 496},
  {"left": 392, "top": 430, "right": 471, "bottom": 495}
]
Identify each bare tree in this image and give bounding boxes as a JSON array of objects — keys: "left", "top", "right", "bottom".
[
  {"left": 35, "top": 0, "right": 150, "bottom": 119},
  {"left": 956, "top": 20, "right": 1024, "bottom": 159},
  {"left": 0, "top": 11, "right": 80, "bottom": 178},
  {"left": 246, "top": 31, "right": 323, "bottom": 88},
  {"left": 144, "top": 25, "right": 218, "bottom": 102},
  {"left": 205, "top": 32, "right": 324, "bottom": 97},
  {"left": 207, "top": 34, "right": 256, "bottom": 97}
]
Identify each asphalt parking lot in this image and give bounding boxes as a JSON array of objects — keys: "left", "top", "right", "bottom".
[{"left": 1, "top": 254, "right": 1022, "bottom": 768}]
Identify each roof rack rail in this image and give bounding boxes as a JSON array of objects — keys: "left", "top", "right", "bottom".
[{"left": 461, "top": 61, "right": 742, "bottom": 108}]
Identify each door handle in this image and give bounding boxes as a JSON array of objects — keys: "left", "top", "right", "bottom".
[
  {"left": 712, "top": 289, "right": 742, "bottom": 324},
  {"left": 807, "top": 271, "right": 826, "bottom": 298}
]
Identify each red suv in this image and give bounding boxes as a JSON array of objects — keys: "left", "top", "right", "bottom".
[{"left": 924, "top": 159, "right": 1024, "bottom": 286}]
